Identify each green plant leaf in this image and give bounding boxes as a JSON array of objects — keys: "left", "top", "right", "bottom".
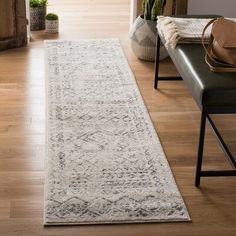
[
  {"left": 142, "top": 0, "right": 167, "bottom": 21},
  {"left": 46, "top": 13, "right": 58, "bottom": 21},
  {"left": 30, "top": 0, "right": 48, "bottom": 8}
]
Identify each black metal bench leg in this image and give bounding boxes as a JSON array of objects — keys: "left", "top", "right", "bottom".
[
  {"left": 154, "top": 34, "right": 161, "bottom": 89},
  {"left": 195, "top": 109, "right": 207, "bottom": 187},
  {"left": 154, "top": 34, "right": 182, "bottom": 89}
]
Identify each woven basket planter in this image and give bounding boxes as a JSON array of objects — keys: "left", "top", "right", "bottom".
[
  {"left": 46, "top": 20, "right": 59, "bottom": 33},
  {"left": 30, "top": 6, "right": 46, "bottom": 31},
  {"left": 129, "top": 15, "right": 168, "bottom": 62}
]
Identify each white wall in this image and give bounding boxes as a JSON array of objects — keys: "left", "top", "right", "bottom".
[
  {"left": 25, "top": 0, "right": 30, "bottom": 41},
  {"left": 188, "top": 0, "right": 236, "bottom": 17},
  {"left": 130, "top": 0, "right": 138, "bottom": 29}
]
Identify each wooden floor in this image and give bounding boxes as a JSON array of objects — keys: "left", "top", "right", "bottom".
[{"left": 0, "top": 0, "right": 236, "bottom": 235}]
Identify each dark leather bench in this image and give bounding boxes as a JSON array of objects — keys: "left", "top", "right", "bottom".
[{"left": 154, "top": 29, "right": 236, "bottom": 187}]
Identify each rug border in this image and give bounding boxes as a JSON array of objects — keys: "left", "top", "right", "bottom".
[{"left": 44, "top": 218, "right": 191, "bottom": 226}]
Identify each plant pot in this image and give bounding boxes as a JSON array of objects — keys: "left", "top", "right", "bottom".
[
  {"left": 30, "top": 6, "right": 46, "bottom": 31},
  {"left": 46, "top": 20, "right": 59, "bottom": 33},
  {"left": 129, "top": 15, "right": 168, "bottom": 62}
]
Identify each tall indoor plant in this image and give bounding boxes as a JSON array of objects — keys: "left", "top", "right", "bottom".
[
  {"left": 129, "top": 0, "right": 170, "bottom": 61},
  {"left": 30, "top": 0, "right": 48, "bottom": 30},
  {"left": 143, "top": 0, "right": 166, "bottom": 20}
]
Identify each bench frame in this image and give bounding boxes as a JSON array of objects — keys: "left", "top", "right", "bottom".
[{"left": 154, "top": 34, "right": 236, "bottom": 187}]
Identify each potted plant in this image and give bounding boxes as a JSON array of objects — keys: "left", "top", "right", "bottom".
[
  {"left": 129, "top": 0, "right": 173, "bottom": 61},
  {"left": 45, "top": 13, "right": 59, "bottom": 33},
  {"left": 30, "top": 0, "right": 47, "bottom": 31}
]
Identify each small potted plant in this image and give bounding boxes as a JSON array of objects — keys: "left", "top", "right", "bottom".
[
  {"left": 129, "top": 0, "right": 175, "bottom": 61},
  {"left": 45, "top": 13, "right": 59, "bottom": 33},
  {"left": 30, "top": 0, "right": 48, "bottom": 31}
]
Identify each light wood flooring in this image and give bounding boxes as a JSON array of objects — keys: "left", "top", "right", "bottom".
[{"left": 0, "top": 0, "right": 236, "bottom": 235}]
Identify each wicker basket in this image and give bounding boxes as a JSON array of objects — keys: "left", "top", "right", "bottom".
[{"left": 129, "top": 15, "right": 168, "bottom": 62}]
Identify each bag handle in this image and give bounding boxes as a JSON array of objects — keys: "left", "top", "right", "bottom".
[
  {"left": 202, "top": 18, "right": 236, "bottom": 72},
  {"left": 202, "top": 18, "right": 218, "bottom": 63}
]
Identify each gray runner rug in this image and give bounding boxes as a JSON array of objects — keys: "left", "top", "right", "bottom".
[{"left": 44, "top": 39, "right": 190, "bottom": 225}]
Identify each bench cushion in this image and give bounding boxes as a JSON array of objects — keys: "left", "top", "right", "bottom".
[{"left": 168, "top": 44, "right": 236, "bottom": 107}]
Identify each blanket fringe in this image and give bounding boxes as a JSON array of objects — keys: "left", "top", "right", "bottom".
[{"left": 157, "top": 16, "right": 180, "bottom": 48}]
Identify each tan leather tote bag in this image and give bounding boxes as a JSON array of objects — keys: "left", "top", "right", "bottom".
[{"left": 202, "top": 17, "right": 236, "bottom": 72}]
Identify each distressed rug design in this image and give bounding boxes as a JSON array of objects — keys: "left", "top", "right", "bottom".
[{"left": 44, "top": 39, "right": 190, "bottom": 225}]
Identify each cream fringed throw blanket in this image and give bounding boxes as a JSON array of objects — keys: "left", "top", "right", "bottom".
[{"left": 157, "top": 17, "right": 213, "bottom": 48}]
